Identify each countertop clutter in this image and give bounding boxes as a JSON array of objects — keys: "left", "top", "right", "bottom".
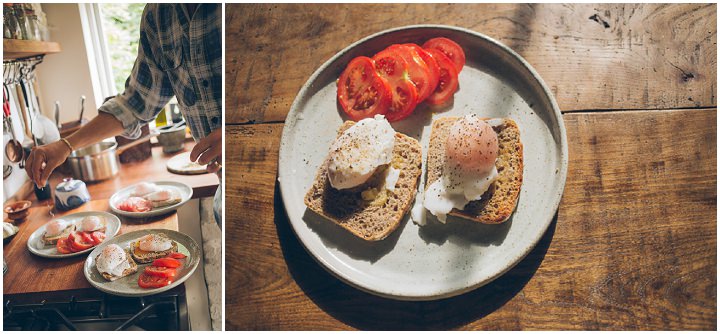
[{"left": 224, "top": 3, "right": 716, "bottom": 330}]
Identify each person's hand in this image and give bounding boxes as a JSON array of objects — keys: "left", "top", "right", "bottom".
[
  {"left": 190, "top": 128, "right": 222, "bottom": 173},
  {"left": 25, "top": 140, "right": 73, "bottom": 187}
]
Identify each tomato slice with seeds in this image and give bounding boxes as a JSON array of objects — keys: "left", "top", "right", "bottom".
[
  {"left": 372, "top": 49, "right": 418, "bottom": 121},
  {"left": 168, "top": 252, "right": 187, "bottom": 259},
  {"left": 424, "top": 48, "right": 459, "bottom": 105},
  {"left": 337, "top": 56, "right": 392, "bottom": 121},
  {"left": 79, "top": 231, "right": 94, "bottom": 244},
  {"left": 56, "top": 238, "right": 73, "bottom": 254},
  {"left": 144, "top": 266, "right": 178, "bottom": 279},
  {"left": 386, "top": 44, "right": 434, "bottom": 103},
  {"left": 404, "top": 43, "right": 440, "bottom": 99},
  {"left": 152, "top": 257, "right": 182, "bottom": 268},
  {"left": 138, "top": 272, "right": 173, "bottom": 289},
  {"left": 422, "top": 37, "right": 466, "bottom": 73},
  {"left": 67, "top": 232, "right": 93, "bottom": 251},
  {"left": 90, "top": 231, "right": 105, "bottom": 245}
]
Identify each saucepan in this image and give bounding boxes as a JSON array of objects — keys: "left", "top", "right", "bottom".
[{"left": 66, "top": 131, "right": 159, "bottom": 182}]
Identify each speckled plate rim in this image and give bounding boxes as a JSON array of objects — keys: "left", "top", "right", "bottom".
[
  {"left": 26, "top": 211, "right": 122, "bottom": 259},
  {"left": 83, "top": 228, "right": 201, "bottom": 297},
  {"left": 278, "top": 24, "right": 568, "bottom": 300},
  {"left": 108, "top": 181, "right": 193, "bottom": 218}
]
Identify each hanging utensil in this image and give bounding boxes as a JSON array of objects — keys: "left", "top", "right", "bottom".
[
  {"left": 78, "top": 95, "right": 85, "bottom": 124},
  {"left": 54, "top": 101, "right": 61, "bottom": 129},
  {"left": 3, "top": 86, "right": 23, "bottom": 164}
]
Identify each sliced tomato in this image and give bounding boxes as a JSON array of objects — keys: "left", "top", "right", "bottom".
[
  {"left": 424, "top": 48, "right": 459, "bottom": 105},
  {"left": 422, "top": 37, "right": 466, "bottom": 73},
  {"left": 79, "top": 231, "right": 95, "bottom": 244},
  {"left": 405, "top": 44, "right": 440, "bottom": 96},
  {"left": 372, "top": 49, "right": 418, "bottom": 121},
  {"left": 337, "top": 56, "right": 392, "bottom": 121},
  {"left": 144, "top": 266, "right": 178, "bottom": 278},
  {"left": 138, "top": 272, "right": 173, "bottom": 289},
  {"left": 168, "top": 252, "right": 187, "bottom": 259},
  {"left": 68, "top": 232, "right": 94, "bottom": 252},
  {"left": 90, "top": 231, "right": 106, "bottom": 245},
  {"left": 386, "top": 44, "right": 434, "bottom": 103},
  {"left": 56, "top": 238, "right": 74, "bottom": 254},
  {"left": 152, "top": 257, "right": 182, "bottom": 268}
]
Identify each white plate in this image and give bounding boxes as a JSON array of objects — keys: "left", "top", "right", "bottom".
[
  {"left": 278, "top": 25, "right": 568, "bottom": 300},
  {"left": 166, "top": 152, "right": 208, "bottom": 175},
  {"left": 109, "top": 181, "right": 193, "bottom": 218},
  {"left": 83, "top": 229, "right": 200, "bottom": 297},
  {"left": 27, "top": 211, "right": 121, "bottom": 258}
]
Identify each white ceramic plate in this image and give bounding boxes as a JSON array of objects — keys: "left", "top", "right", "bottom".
[
  {"left": 166, "top": 152, "right": 208, "bottom": 175},
  {"left": 278, "top": 25, "right": 568, "bottom": 300},
  {"left": 109, "top": 181, "right": 193, "bottom": 218},
  {"left": 27, "top": 211, "right": 121, "bottom": 258},
  {"left": 83, "top": 228, "right": 200, "bottom": 297}
]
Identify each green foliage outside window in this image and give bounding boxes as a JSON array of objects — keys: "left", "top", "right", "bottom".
[{"left": 99, "top": 3, "right": 145, "bottom": 94}]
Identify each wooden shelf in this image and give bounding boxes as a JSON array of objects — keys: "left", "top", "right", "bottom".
[{"left": 3, "top": 39, "right": 61, "bottom": 60}]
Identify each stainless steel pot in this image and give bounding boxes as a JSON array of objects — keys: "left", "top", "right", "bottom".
[{"left": 66, "top": 142, "right": 119, "bottom": 182}]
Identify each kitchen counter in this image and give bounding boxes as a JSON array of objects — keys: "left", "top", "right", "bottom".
[
  {"left": 3, "top": 143, "right": 219, "bottom": 295},
  {"left": 224, "top": 3, "right": 716, "bottom": 330}
]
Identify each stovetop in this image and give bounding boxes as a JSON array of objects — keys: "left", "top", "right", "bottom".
[{"left": 3, "top": 287, "right": 188, "bottom": 331}]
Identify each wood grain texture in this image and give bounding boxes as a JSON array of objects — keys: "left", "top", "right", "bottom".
[
  {"left": 225, "top": 3, "right": 716, "bottom": 124},
  {"left": 3, "top": 200, "right": 179, "bottom": 295},
  {"left": 224, "top": 108, "right": 716, "bottom": 330}
]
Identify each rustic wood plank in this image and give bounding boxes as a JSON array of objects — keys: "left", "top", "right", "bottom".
[
  {"left": 225, "top": 3, "right": 716, "bottom": 124},
  {"left": 224, "top": 108, "right": 716, "bottom": 330},
  {"left": 3, "top": 39, "right": 62, "bottom": 60},
  {"left": 3, "top": 200, "right": 179, "bottom": 295}
]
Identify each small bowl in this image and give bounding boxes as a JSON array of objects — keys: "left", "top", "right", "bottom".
[{"left": 4, "top": 200, "right": 31, "bottom": 223}]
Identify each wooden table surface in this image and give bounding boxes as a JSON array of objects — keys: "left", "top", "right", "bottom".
[
  {"left": 3, "top": 200, "right": 178, "bottom": 294},
  {"left": 225, "top": 3, "right": 716, "bottom": 330}
]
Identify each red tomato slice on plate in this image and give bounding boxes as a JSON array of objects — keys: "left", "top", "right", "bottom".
[
  {"left": 144, "top": 266, "right": 178, "bottom": 278},
  {"left": 90, "top": 231, "right": 105, "bottom": 245},
  {"left": 386, "top": 44, "right": 434, "bottom": 103},
  {"left": 152, "top": 257, "right": 182, "bottom": 268},
  {"left": 337, "top": 56, "right": 392, "bottom": 121},
  {"left": 372, "top": 49, "right": 418, "bottom": 121},
  {"left": 79, "top": 231, "right": 95, "bottom": 244},
  {"left": 424, "top": 48, "right": 459, "bottom": 105},
  {"left": 422, "top": 37, "right": 466, "bottom": 73},
  {"left": 138, "top": 272, "right": 173, "bottom": 289},
  {"left": 168, "top": 252, "right": 187, "bottom": 259},
  {"left": 68, "top": 232, "right": 94, "bottom": 251},
  {"left": 56, "top": 238, "right": 73, "bottom": 254},
  {"left": 404, "top": 44, "right": 440, "bottom": 98}
]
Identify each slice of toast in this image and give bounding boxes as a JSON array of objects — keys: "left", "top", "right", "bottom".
[
  {"left": 130, "top": 234, "right": 179, "bottom": 264},
  {"left": 304, "top": 121, "right": 423, "bottom": 241},
  {"left": 42, "top": 224, "right": 76, "bottom": 245},
  {"left": 97, "top": 249, "right": 138, "bottom": 281},
  {"left": 426, "top": 117, "right": 523, "bottom": 224}
]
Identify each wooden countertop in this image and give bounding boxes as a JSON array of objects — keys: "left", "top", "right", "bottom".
[
  {"left": 224, "top": 3, "right": 716, "bottom": 330},
  {"left": 3, "top": 200, "right": 177, "bottom": 294}
]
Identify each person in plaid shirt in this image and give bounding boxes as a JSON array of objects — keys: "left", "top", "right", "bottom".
[{"left": 26, "top": 4, "right": 223, "bottom": 224}]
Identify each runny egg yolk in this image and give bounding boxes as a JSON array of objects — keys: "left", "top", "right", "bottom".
[{"left": 445, "top": 116, "right": 498, "bottom": 175}]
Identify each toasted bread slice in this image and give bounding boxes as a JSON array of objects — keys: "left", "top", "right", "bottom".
[
  {"left": 130, "top": 234, "right": 179, "bottom": 263},
  {"left": 304, "top": 121, "right": 423, "bottom": 241},
  {"left": 426, "top": 117, "right": 523, "bottom": 224},
  {"left": 42, "top": 224, "right": 76, "bottom": 245},
  {"left": 150, "top": 197, "right": 182, "bottom": 208},
  {"left": 97, "top": 249, "right": 138, "bottom": 281}
]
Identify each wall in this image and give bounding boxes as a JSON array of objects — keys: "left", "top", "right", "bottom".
[{"left": 36, "top": 3, "right": 99, "bottom": 124}]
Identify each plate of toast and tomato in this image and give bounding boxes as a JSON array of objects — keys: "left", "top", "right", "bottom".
[{"left": 277, "top": 25, "right": 568, "bottom": 300}]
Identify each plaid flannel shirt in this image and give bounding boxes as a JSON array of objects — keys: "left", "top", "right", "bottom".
[{"left": 99, "top": 3, "right": 222, "bottom": 141}]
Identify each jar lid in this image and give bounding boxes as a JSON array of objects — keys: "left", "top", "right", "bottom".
[{"left": 56, "top": 178, "right": 84, "bottom": 192}]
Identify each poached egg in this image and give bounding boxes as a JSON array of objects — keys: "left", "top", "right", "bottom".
[
  {"left": 143, "top": 189, "right": 177, "bottom": 202},
  {"left": 96, "top": 244, "right": 131, "bottom": 277},
  {"left": 327, "top": 115, "right": 396, "bottom": 190},
  {"left": 78, "top": 216, "right": 104, "bottom": 232},
  {"left": 45, "top": 219, "right": 70, "bottom": 237},
  {"left": 137, "top": 234, "right": 172, "bottom": 252},
  {"left": 424, "top": 115, "right": 500, "bottom": 223},
  {"left": 131, "top": 182, "right": 159, "bottom": 197}
]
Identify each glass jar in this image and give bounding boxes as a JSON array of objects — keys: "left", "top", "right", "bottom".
[
  {"left": 23, "top": 3, "right": 41, "bottom": 41},
  {"left": 3, "top": 4, "right": 22, "bottom": 39},
  {"left": 12, "top": 3, "right": 28, "bottom": 40}
]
